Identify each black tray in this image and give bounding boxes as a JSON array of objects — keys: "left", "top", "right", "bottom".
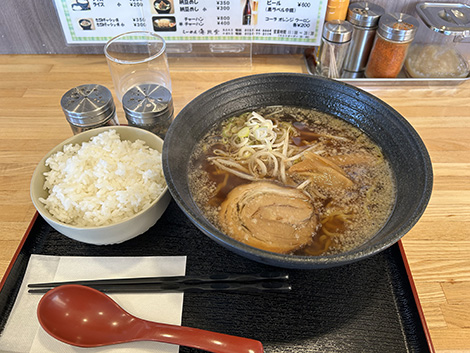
[{"left": 0, "top": 201, "right": 432, "bottom": 352}]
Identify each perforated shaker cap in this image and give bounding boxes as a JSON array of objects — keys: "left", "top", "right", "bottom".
[
  {"left": 122, "top": 84, "right": 174, "bottom": 123},
  {"left": 378, "top": 13, "right": 420, "bottom": 42},
  {"left": 347, "top": 2, "right": 385, "bottom": 28},
  {"left": 61, "top": 84, "right": 116, "bottom": 127},
  {"left": 322, "top": 20, "right": 354, "bottom": 43}
]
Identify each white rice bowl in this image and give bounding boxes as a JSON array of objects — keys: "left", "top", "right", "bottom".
[{"left": 30, "top": 126, "right": 171, "bottom": 245}]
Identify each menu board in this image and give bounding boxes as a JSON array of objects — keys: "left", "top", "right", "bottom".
[{"left": 54, "top": 0, "right": 327, "bottom": 46}]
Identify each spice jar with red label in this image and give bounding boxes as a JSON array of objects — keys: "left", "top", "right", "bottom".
[{"left": 365, "top": 13, "right": 420, "bottom": 78}]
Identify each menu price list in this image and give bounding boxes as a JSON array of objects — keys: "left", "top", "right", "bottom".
[{"left": 55, "top": 0, "right": 327, "bottom": 45}]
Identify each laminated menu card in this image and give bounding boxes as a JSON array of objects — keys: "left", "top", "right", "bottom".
[{"left": 54, "top": 0, "right": 327, "bottom": 46}]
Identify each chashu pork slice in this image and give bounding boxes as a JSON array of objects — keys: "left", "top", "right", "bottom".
[
  {"left": 287, "top": 151, "right": 353, "bottom": 189},
  {"left": 219, "top": 181, "right": 318, "bottom": 254}
]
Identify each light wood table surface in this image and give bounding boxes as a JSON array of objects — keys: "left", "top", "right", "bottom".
[{"left": 0, "top": 54, "right": 469, "bottom": 352}]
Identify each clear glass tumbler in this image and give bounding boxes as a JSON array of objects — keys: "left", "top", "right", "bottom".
[{"left": 104, "top": 31, "right": 172, "bottom": 102}]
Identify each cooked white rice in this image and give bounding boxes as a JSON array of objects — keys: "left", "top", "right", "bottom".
[{"left": 39, "top": 129, "right": 166, "bottom": 227}]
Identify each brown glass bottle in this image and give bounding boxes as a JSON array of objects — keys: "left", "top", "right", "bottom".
[{"left": 243, "top": 0, "right": 252, "bottom": 25}]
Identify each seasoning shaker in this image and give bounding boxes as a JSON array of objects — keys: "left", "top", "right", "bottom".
[
  {"left": 365, "top": 13, "right": 420, "bottom": 78},
  {"left": 122, "top": 84, "right": 174, "bottom": 139},
  {"left": 343, "top": 2, "right": 385, "bottom": 74},
  {"left": 61, "top": 84, "right": 119, "bottom": 135},
  {"left": 316, "top": 20, "right": 353, "bottom": 78}
]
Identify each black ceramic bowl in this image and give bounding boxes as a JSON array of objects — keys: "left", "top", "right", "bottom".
[{"left": 162, "top": 73, "right": 433, "bottom": 269}]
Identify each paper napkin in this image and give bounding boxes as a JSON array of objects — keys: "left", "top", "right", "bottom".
[{"left": 0, "top": 255, "right": 186, "bottom": 353}]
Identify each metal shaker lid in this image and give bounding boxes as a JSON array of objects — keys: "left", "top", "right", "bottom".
[
  {"left": 122, "top": 84, "right": 174, "bottom": 123},
  {"left": 416, "top": 2, "right": 470, "bottom": 37},
  {"left": 347, "top": 2, "right": 385, "bottom": 27},
  {"left": 322, "top": 20, "right": 354, "bottom": 42},
  {"left": 378, "top": 13, "right": 420, "bottom": 42},
  {"left": 61, "top": 84, "right": 116, "bottom": 126}
]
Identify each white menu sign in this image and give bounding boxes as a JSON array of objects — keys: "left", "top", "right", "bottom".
[{"left": 54, "top": 0, "right": 327, "bottom": 46}]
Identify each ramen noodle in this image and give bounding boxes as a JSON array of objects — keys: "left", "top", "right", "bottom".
[{"left": 189, "top": 106, "right": 396, "bottom": 255}]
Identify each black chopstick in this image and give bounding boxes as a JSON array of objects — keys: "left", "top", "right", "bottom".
[
  {"left": 28, "top": 280, "right": 292, "bottom": 294},
  {"left": 28, "top": 271, "right": 290, "bottom": 293}
]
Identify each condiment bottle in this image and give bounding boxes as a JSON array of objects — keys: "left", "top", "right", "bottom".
[
  {"left": 343, "top": 2, "right": 385, "bottom": 74},
  {"left": 122, "top": 84, "right": 174, "bottom": 139},
  {"left": 325, "top": 0, "right": 350, "bottom": 22},
  {"left": 316, "top": 20, "right": 353, "bottom": 78},
  {"left": 242, "top": 0, "right": 252, "bottom": 25},
  {"left": 61, "top": 84, "right": 119, "bottom": 135},
  {"left": 365, "top": 13, "right": 420, "bottom": 78},
  {"left": 252, "top": 0, "right": 259, "bottom": 25}
]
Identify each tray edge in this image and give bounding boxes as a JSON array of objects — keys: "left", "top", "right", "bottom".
[
  {"left": 304, "top": 52, "right": 470, "bottom": 87},
  {"left": 398, "top": 240, "right": 436, "bottom": 353},
  {"left": 0, "top": 213, "right": 38, "bottom": 291}
]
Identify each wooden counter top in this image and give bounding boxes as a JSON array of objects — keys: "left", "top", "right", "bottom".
[{"left": 0, "top": 54, "right": 469, "bottom": 351}]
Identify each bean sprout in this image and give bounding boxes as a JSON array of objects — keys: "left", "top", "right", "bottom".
[
  {"left": 210, "top": 111, "right": 304, "bottom": 183},
  {"left": 209, "top": 111, "right": 344, "bottom": 184}
]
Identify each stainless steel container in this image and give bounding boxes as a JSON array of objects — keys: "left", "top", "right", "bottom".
[
  {"left": 416, "top": 2, "right": 470, "bottom": 38},
  {"left": 122, "top": 84, "right": 174, "bottom": 139},
  {"left": 316, "top": 20, "right": 353, "bottom": 78},
  {"left": 61, "top": 84, "right": 119, "bottom": 135},
  {"left": 343, "top": 2, "right": 385, "bottom": 73}
]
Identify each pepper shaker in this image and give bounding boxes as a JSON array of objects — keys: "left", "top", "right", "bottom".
[
  {"left": 343, "top": 2, "right": 385, "bottom": 75},
  {"left": 365, "top": 13, "right": 419, "bottom": 78},
  {"left": 316, "top": 20, "right": 354, "bottom": 78},
  {"left": 61, "top": 84, "right": 119, "bottom": 135},
  {"left": 122, "top": 84, "right": 174, "bottom": 139}
]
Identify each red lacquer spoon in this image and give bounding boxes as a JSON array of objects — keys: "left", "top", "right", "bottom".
[{"left": 37, "top": 284, "right": 264, "bottom": 353}]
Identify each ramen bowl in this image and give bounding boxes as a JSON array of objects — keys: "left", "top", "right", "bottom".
[{"left": 162, "top": 73, "right": 432, "bottom": 269}]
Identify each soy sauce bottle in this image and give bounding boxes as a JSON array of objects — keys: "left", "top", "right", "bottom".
[{"left": 243, "top": 0, "right": 252, "bottom": 25}]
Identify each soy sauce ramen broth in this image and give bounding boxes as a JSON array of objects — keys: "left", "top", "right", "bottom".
[{"left": 189, "top": 106, "right": 396, "bottom": 255}]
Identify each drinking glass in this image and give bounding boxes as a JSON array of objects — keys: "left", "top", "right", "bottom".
[{"left": 104, "top": 31, "right": 172, "bottom": 102}]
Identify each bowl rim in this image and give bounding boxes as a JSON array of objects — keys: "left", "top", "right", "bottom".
[
  {"left": 163, "top": 72, "right": 434, "bottom": 268},
  {"left": 31, "top": 126, "right": 169, "bottom": 230}
]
